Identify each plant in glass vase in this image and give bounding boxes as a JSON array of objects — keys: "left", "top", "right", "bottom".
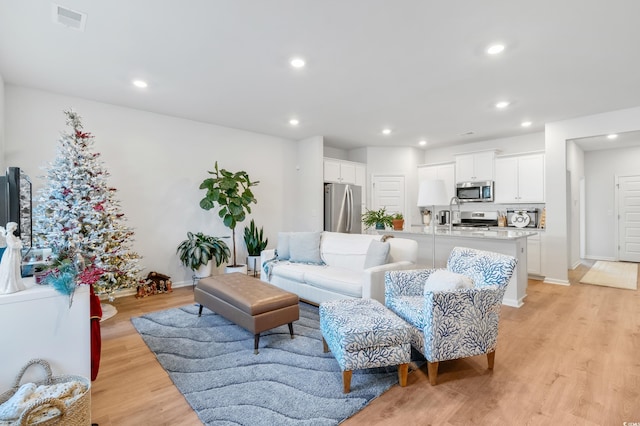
[{"left": 199, "top": 162, "right": 259, "bottom": 271}]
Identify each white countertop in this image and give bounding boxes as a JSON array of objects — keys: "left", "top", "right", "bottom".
[{"left": 387, "top": 226, "right": 538, "bottom": 240}]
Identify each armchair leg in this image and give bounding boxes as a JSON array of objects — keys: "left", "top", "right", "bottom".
[
  {"left": 427, "top": 361, "right": 439, "bottom": 386},
  {"left": 487, "top": 350, "right": 495, "bottom": 370}
]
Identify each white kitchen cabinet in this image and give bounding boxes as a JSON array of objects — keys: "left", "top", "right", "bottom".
[
  {"left": 455, "top": 151, "right": 495, "bottom": 182},
  {"left": 527, "top": 232, "right": 542, "bottom": 276},
  {"left": 323, "top": 158, "right": 359, "bottom": 184},
  {"left": 494, "top": 153, "right": 545, "bottom": 203},
  {"left": 417, "top": 163, "right": 456, "bottom": 201}
]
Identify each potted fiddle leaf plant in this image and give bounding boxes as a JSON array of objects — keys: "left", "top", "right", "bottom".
[
  {"left": 176, "top": 232, "right": 230, "bottom": 278},
  {"left": 199, "top": 162, "right": 259, "bottom": 273},
  {"left": 243, "top": 219, "right": 268, "bottom": 276},
  {"left": 362, "top": 207, "right": 394, "bottom": 230}
]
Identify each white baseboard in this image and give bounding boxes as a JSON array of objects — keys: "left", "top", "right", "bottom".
[{"left": 542, "top": 277, "right": 570, "bottom": 286}]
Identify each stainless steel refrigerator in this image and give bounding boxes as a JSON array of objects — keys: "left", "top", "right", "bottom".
[{"left": 324, "top": 183, "right": 362, "bottom": 233}]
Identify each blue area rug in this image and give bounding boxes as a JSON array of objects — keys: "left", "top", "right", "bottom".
[{"left": 132, "top": 302, "right": 418, "bottom": 425}]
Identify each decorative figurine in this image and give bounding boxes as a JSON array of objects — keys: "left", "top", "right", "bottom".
[{"left": 0, "top": 222, "right": 27, "bottom": 295}]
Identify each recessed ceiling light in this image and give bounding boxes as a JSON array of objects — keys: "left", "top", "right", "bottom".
[
  {"left": 132, "top": 79, "right": 148, "bottom": 88},
  {"left": 487, "top": 44, "right": 505, "bottom": 55},
  {"left": 290, "top": 58, "right": 306, "bottom": 68},
  {"left": 382, "top": 128, "right": 392, "bottom": 135},
  {"left": 419, "top": 140, "right": 427, "bottom": 146},
  {"left": 521, "top": 121, "right": 532, "bottom": 127},
  {"left": 607, "top": 134, "right": 618, "bottom": 140},
  {"left": 495, "top": 101, "right": 510, "bottom": 109},
  {"left": 289, "top": 119, "right": 299, "bottom": 126}
]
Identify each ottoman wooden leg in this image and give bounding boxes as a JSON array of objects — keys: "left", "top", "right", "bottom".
[
  {"left": 254, "top": 334, "right": 260, "bottom": 355},
  {"left": 322, "top": 337, "right": 329, "bottom": 353},
  {"left": 288, "top": 322, "right": 294, "bottom": 339},
  {"left": 398, "top": 363, "right": 409, "bottom": 387},
  {"left": 342, "top": 370, "right": 352, "bottom": 394}
]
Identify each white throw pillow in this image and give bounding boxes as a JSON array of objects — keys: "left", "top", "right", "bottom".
[
  {"left": 363, "top": 240, "right": 390, "bottom": 269},
  {"left": 276, "top": 232, "right": 291, "bottom": 260},
  {"left": 424, "top": 269, "right": 474, "bottom": 292},
  {"left": 289, "top": 232, "right": 323, "bottom": 264}
]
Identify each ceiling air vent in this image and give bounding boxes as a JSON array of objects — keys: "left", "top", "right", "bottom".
[{"left": 52, "top": 4, "right": 87, "bottom": 31}]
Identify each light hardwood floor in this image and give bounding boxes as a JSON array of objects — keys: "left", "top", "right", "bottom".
[{"left": 91, "top": 264, "right": 640, "bottom": 425}]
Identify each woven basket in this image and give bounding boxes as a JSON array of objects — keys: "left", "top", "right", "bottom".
[{"left": 0, "top": 359, "right": 90, "bottom": 426}]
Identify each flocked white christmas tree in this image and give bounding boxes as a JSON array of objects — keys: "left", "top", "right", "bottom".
[{"left": 34, "top": 109, "right": 141, "bottom": 297}]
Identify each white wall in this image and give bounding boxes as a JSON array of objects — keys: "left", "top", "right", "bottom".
[
  {"left": 363, "top": 147, "right": 423, "bottom": 227},
  {"left": 296, "top": 136, "right": 324, "bottom": 231},
  {"left": 566, "top": 140, "right": 584, "bottom": 268},
  {"left": 4, "top": 85, "right": 299, "bottom": 285},
  {"left": 584, "top": 144, "right": 640, "bottom": 259},
  {"left": 545, "top": 106, "right": 640, "bottom": 284},
  {"left": 322, "top": 146, "right": 347, "bottom": 160}
]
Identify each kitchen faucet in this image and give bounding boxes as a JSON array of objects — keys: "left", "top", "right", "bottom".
[{"left": 449, "top": 196, "right": 461, "bottom": 232}]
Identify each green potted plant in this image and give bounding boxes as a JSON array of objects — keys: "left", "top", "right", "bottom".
[
  {"left": 176, "top": 232, "right": 230, "bottom": 278},
  {"left": 199, "top": 162, "right": 259, "bottom": 271},
  {"left": 362, "top": 207, "right": 394, "bottom": 230},
  {"left": 391, "top": 212, "right": 405, "bottom": 230},
  {"left": 243, "top": 219, "right": 268, "bottom": 276}
]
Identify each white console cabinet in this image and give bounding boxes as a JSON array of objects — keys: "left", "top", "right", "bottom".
[{"left": 0, "top": 279, "right": 90, "bottom": 388}]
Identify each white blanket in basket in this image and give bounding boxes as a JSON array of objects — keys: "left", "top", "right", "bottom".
[{"left": 0, "top": 380, "right": 87, "bottom": 424}]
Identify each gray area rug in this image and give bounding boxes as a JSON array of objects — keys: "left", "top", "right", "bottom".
[{"left": 132, "top": 302, "right": 419, "bottom": 425}]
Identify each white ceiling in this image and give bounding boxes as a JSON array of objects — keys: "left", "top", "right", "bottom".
[{"left": 1, "top": 0, "right": 639, "bottom": 150}]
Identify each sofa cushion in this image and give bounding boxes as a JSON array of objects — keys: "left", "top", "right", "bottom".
[
  {"left": 303, "top": 267, "right": 362, "bottom": 298},
  {"left": 289, "top": 231, "right": 323, "bottom": 264},
  {"left": 363, "top": 240, "right": 390, "bottom": 269},
  {"left": 276, "top": 232, "right": 292, "bottom": 260},
  {"left": 424, "top": 269, "right": 474, "bottom": 292},
  {"left": 320, "top": 232, "right": 380, "bottom": 271}
]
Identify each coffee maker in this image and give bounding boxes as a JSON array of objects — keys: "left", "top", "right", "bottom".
[{"left": 438, "top": 210, "right": 450, "bottom": 225}]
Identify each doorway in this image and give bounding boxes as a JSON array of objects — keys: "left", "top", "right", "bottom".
[
  {"left": 617, "top": 174, "right": 640, "bottom": 262},
  {"left": 371, "top": 175, "right": 405, "bottom": 219}
]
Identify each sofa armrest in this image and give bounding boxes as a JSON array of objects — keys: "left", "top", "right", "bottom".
[
  {"left": 362, "top": 261, "right": 417, "bottom": 303},
  {"left": 260, "top": 249, "right": 276, "bottom": 282},
  {"left": 422, "top": 285, "right": 504, "bottom": 362}
]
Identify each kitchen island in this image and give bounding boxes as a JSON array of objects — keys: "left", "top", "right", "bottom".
[{"left": 380, "top": 226, "right": 537, "bottom": 307}]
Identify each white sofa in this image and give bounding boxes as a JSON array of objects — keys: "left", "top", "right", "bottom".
[{"left": 260, "top": 231, "right": 418, "bottom": 305}]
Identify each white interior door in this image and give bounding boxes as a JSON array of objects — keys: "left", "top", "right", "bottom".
[
  {"left": 618, "top": 175, "right": 640, "bottom": 262},
  {"left": 372, "top": 175, "right": 405, "bottom": 217}
]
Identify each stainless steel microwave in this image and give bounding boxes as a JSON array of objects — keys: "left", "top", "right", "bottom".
[{"left": 456, "top": 180, "right": 494, "bottom": 202}]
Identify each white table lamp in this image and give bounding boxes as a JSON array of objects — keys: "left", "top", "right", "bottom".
[{"left": 417, "top": 179, "right": 449, "bottom": 268}]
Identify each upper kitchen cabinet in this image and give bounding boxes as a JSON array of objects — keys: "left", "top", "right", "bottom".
[
  {"left": 455, "top": 151, "right": 495, "bottom": 183},
  {"left": 494, "top": 153, "right": 545, "bottom": 203},
  {"left": 417, "top": 162, "right": 456, "bottom": 201},
  {"left": 323, "top": 158, "right": 365, "bottom": 185}
]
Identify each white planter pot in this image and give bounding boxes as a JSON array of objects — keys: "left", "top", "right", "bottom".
[
  {"left": 225, "top": 264, "right": 248, "bottom": 275},
  {"left": 195, "top": 261, "right": 213, "bottom": 278},
  {"left": 247, "top": 255, "right": 261, "bottom": 277}
]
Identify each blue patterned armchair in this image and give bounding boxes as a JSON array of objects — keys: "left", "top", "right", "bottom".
[{"left": 385, "top": 246, "right": 517, "bottom": 385}]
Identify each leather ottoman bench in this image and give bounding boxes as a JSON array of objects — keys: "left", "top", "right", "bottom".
[
  {"left": 320, "top": 298, "right": 412, "bottom": 393},
  {"left": 194, "top": 272, "right": 299, "bottom": 354}
]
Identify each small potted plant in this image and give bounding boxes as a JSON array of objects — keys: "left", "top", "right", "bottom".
[
  {"left": 176, "top": 232, "right": 230, "bottom": 278},
  {"left": 243, "top": 219, "right": 268, "bottom": 276},
  {"left": 362, "top": 207, "right": 394, "bottom": 230},
  {"left": 391, "top": 212, "right": 405, "bottom": 230}
]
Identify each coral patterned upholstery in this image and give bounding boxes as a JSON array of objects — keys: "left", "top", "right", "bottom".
[
  {"left": 319, "top": 298, "right": 412, "bottom": 393},
  {"left": 385, "top": 246, "right": 517, "bottom": 385}
]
